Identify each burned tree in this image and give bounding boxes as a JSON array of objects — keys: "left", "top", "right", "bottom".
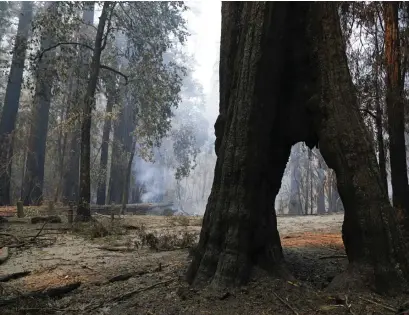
[
  {"left": 188, "top": 2, "right": 409, "bottom": 294},
  {"left": 0, "top": 1, "right": 33, "bottom": 206}
]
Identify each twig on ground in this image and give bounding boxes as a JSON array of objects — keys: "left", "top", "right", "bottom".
[
  {"left": 272, "top": 292, "right": 299, "bottom": 315},
  {"left": 358, "top": 296, "right": 397, "bottom": 313},
  {"left": 31, "top": 221, "right": 48, "bottom": 242},
  {"left": 319, "top": 255, "right": 347, "bottom": 260}
]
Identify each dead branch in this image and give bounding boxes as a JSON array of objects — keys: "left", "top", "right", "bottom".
[
  {"left": 358, "top": 296, "right": 397, "bottom": 313},
  {"left": 272, "top": 292, "right": 299, "bottom": 315},
  {"left": 319, "top": 255, "right": 347, "bottom": 260},
  {"left": 0, "top": 271, "right": 31, "bottom": 282},
  {"left": 96, "top": 246, "right": 134, "bottom": 252},
  {"left": 0, "top": 282, "right": 81, "bottom": 307},
  {"left": 31, "top": 221, "right": 48, "bottom": 242},
  {"left": 108, "top": 272, "right": 135, "bottom": 283}
]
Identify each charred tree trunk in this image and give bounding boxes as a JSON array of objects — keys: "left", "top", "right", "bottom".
[
  {"left": 384, "top": 3, "right": 409, "bottom": 216},
  {"left": 109, "top": 95, "right": 135, "bottom": 204},
  {"left": 121, "top": 139, "right": 136, "bottom": 214},
  {"left": 374, "top": 18, "right": 388, "bottom": 194},
  {"left": 310, "top": 2, "right": 409, "bottom": 293},
  {"left": 187, "top": 2, "right": 311, "bottom": 287},
  {"left": 76, "top": 2, "right": 110, "bottom": 221},
  {"left": 61, "top": 4, "right": 94, "bottom": 205},
  {"left": 22, "top": 2, "right": 57, "bottom": 206},
  {"left": 96, "top": 86, "right": 116, "bottom": 205},
  {"left": 189, "top": 1, "right": 409, "bottom": 295},
  {"left": 0, "top": 1, "right": 33, "bottom": 206}
]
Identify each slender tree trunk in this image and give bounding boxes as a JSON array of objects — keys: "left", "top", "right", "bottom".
[
  {"left": 316, "top": 151, "right": 326, "bottom": 214},
  {"left": 384, "top": 2, "right": 409, "bottom": 218},
  {"left": 373, "top": 18, "right": 388, "bottom": 194},
  {"left": 310, "top": 2, "right": 409, "bottom": 293},
  {"left": 62, "top": 2, "right": 94, "bottom": 205},
  {"left": 76, "top": 2, "right": 111, "bottom": 221},
  {"left": 109, "top": 96, "right": 135, "bottom": 204},
  {"left": 121, "top": 139, "right": 136, "bottom": 214},
  {"left": 96, "top": 87, "right": 116, "bottom": 205},
  {"left": 22, "top": 2, "right": 57, "bottom": 206},
  {"left": 0, "top": 1, "right": 33, "bottom": 206}
]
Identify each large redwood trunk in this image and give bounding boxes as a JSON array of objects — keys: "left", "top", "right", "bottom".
[
  {"left": 187, "top": 2, "right": 317, "bottom": 287},
  {"left": 308, "top": 2, "right": 409, "bottom": 293},
  {"left": 188, "top": 2, "right": 409, "bottom": 294}
]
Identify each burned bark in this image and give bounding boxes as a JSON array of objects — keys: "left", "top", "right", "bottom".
[
  {"left": 62, "top": 3, "right": 95, "bottom": 205},
  {"left": 309, "top": 2, "right": 409, "bottom": 293},
  {"left": 0, "top": 1, "right": 33, "bottom": 206},
  {"left": 189, "top": 1, "right": 409, "bottom": 294},
  {"left": 76, "top": 2, "right": 111, "bottom": 221},
  {"left": 187, "top": 2, "right": 317, "bottom": 288}
]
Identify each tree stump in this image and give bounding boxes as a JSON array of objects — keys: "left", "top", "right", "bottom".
[{"left": 16, "top": 201, "right": 24, "bottom": 218}]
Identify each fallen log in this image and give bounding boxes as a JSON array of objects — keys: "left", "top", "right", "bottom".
[
  {"left": 96, "top": 246, "right": 134, "bottom": 252},
  {"left": 0, "top": 282, "right": 81, "bottom": 307},
  {"left": 0, "top": 271, "right": 31, "bottom": 282},
  {"left": 31, "top": 216, "right": 62, "bottom": 224}
]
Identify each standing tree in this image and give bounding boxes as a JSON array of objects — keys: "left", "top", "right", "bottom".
[
  {"left": 22, "top": 2, "right": 58, "bottom": 206},
  {"left": 187, "top": 2, "right": 409, "bottom": 294},
  {"left": 383, "top": 2, "right": 409, "bottom": 217},
  {"left": 0, "top": 1, "right": 33, "bottom": 206},
  {"left": 76, "top": 2, "right": 114, "bottom": 221}
]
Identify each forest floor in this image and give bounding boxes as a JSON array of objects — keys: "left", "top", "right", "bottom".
[{"left": 0, "top": 211, "right": 408, "bottom": 315}]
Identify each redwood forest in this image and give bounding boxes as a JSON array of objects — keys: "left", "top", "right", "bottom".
[{"left": 1, "top": 1, "right": 409, "bottom": 314}]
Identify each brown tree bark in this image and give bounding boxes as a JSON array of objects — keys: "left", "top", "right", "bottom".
[
  {"left": 383, "top": 2, "right": 409, "bottom": 217},
  {"left": 309, "top": 2, "right": 409, "bottom": 293},
  {"left": 76, "top": 2, "right": 111, "bottom": 221}
]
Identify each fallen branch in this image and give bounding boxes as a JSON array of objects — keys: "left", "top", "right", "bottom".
[
  {"left": 0, "top": 271, "right": 31, "bottom": 282},
  {"left": 319, "top": 255, "right": 347, "bottom": 260},
  {"left": 358, "top": 296, "right": 397, "bottom": 313},
  {"left": 96, "top": 246, "right": 134, "bottom": 252},
  {"left": 31, "top": 221, "right": 48, "bottom": 242},
  {"left": 272, "top": 292, "right": 299, "bottom": 315},
  {"left": 0, "top": 282, "right": 81, "bottom": 307}
]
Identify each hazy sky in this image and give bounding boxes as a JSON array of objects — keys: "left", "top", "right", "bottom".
[{"left": 184, "top": 1, "right": 221, "bottom": 125}]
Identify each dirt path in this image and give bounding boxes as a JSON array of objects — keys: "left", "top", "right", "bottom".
[{"left": 1, "top": 213, "right": 407, "bottom": 314}]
